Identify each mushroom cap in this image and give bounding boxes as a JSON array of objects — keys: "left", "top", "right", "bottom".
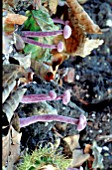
[
  {"left": 62, "top": 89, "right": 71, "bottom": 105},
  {"left": 63, "top": 25, "right": 72, "bottom": 39},
  {"left": 57, "top": 41, "right": 64, "bottom": 52},
  {"left": 49, "top": 90, "right": 57, "bottom": 99},
  {"left": 77, "top": 114, "right": 87, "bottom": 131}
]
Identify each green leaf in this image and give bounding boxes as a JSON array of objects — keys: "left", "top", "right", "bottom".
[
  {"left": 23, "top": 9, "right": 59, "bottom": 61},
  {"left": 24, "top": 43, "right": 52, "bottom": 62},
  {"left": 32, "top": 10, "right": 58, "bottom": 31}
]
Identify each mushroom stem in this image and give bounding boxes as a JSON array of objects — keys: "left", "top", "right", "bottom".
[
  {"left": 22, "top": 37, "right": 56, "bottom": 49},
  {"left": 21, "top": 90, "right": 71, "bottom": 105},
  {"left": 21, "top": 30, "right": 63, "bottom": 37},
  {"left": 52, "top": 18, "right": 65, "bottom": 25},
  {"left": 22, "top": 37, "right": 64, "bottom": 52},
  {"left": 20, "top": 114, "right": 79, "bottom": 128}
]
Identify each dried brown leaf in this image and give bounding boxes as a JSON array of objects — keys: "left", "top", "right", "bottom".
[
  {"left": 63, "top": 134, "right": 80, "bottom": 151},
  {"left": 4, "top": 13, "right": 28, "bottom": 25},
  {"left": 72, "top": 38, "right": 104, "bottom": 57},
  {"left": 67, "top": 0, "right": 102, "bottom": 34},
  {"left": 70, "top": 149, "right": 90, "bottom": 167},
  {"left": 2, "top": 80, "right": 16, "bottom": 104},
  {"left": 3, "top": 88, "right": 26, "bottom": 123}
]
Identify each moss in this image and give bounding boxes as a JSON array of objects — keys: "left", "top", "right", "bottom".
[{"left": 17, "top": 145, "right": 71, "bottom": 170}]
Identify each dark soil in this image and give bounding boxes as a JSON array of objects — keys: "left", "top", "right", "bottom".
[{"left": 14, "top": 0, "right": 112, "bottom": 169}]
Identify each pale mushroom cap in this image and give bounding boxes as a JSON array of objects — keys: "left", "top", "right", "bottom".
[
  {"left": 57, "top": 41, "right": 64, "bottom": 52},
  {"left": 64, "top": 25, "right": 72, "bottom": 39},
  {"left": 49, "top": 90, "right": 57, "bottom": 99},
  {"left": 77, "top": 114, "right": 87, "bottom": 131},
  {"left": 62, "top": 89, "right": 71, "bottom": 105}
]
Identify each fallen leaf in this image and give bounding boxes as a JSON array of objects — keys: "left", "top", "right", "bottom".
[
  {"left": 72, "top": 38, "right": 104, "bottom": 58},
  {"left": 63, "top": 134, "right": 80, "bottom": 151},
  {"left": 67, "top": 0, "right": 102, "bottom": 34},
  {"left": 2, "top": 80, "right": 16, "bottom": 104},
  {"left": 70, "top": 149, "right": 90, "bottom": 167},
  {"left": 11, "top": 126, "right": 22, "bottom": 145},
  {"left": 4, "top": 13, "right": 28, "bottom": 25},
  {"left": 3, "top": 88, "right": 26, "bottom": 123}
]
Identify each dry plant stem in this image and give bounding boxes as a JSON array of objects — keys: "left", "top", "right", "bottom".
[
  {"left": 21, "top": 30, "right": 63, "bottom": 37},
  {"left": 20, "top": 114, "right": 79, "bottom": 128}
]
